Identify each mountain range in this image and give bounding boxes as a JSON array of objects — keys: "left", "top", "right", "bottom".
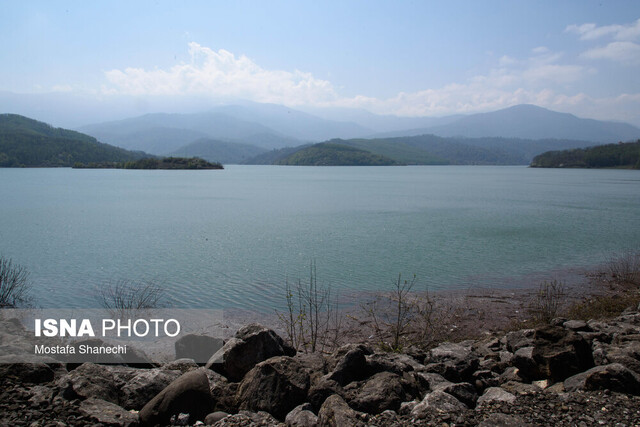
[
  {"left": 2, "top": 96, "right": 640, "bottom": 166},
  {"left": 72, "top": 103, "right": 640, "bottom": 165}
]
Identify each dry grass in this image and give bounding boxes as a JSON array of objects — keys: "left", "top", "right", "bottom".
[{"left": 566, "top": 292, "right": 640, "bottom": 321}]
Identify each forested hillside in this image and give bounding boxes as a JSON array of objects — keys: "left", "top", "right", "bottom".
[
  {"left": 0, "top": 114, "right": 146, "bottom": 167},
  {"left": 531, "top": 141, "right": 640, "bottom": 169}
]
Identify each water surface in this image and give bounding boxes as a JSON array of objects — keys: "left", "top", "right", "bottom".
[{"left": 1, "top": 166, "right": 639, "bottom": 310}]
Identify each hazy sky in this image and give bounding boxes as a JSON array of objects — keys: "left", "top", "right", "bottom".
[{"left": 2, "top": 1, "right": 640, "bottom": 123}]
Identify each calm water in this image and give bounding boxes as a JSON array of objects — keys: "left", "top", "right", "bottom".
[{"left": 1, "top": 166, "right": 639, "bottom": 310}]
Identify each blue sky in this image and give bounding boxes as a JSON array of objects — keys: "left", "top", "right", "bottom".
[{"left": 2, "top": 0, "right": 640, "bottom": 124}]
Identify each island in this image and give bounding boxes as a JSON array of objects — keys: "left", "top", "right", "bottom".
[{"left": 72, "top": 157, "right": 223, "bottom": 170}]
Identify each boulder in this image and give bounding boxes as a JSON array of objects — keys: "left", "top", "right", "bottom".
[
  {"left": 205, "top": 370, "right": 239, "bottom": 413},
  {"left": 563, "top": 320, "right": 590, "bottom": 332},
  {"left": 424, "top": 342, "right": 479, "bottom": 382},
  {"left": 79, "top": 397, "right": 139, "bottom": 427},
  {"left": 410, "top": 390, "right": 467, "bottom": 418},
  {"left": 204, "top": 411, "right": 229, "bottom": 425},
  {"left": 205, "top": 323, "right": 295, "bottom": 382},
  {"left": 175, "top": 334, "right": 223, "bottom": 364},
  {"left": 294, "top": 352, "right": 329, "bottom": 385},
  {"left": 317, "top": 394, "right": 364, "bottom": 427},
  {"left": 237, "top": 356, "right": 310, "bottom": 420},
  {"left": 414, "top": 371, "right": 450, "bottom": 391},
  {"left": 603, "top": 341, "right": 640, "bottom": 374},
  {"left": 500, "top": 381, "right": 540, "bottom": 395},
  {"left": 285, "top": 403, "right": 318, "bottom": 427},
  {"left": 476, "top": 387, "right": 516, "bottom": 405},
  {"left": 138, "top": 369, "right": 214, "bottom": 426},
  {"left": 350, "top": 371, "right": 407, "bottom": 414},
  {"left": 308, "top": 376, "right": 345, "bottom": 412},
  {"left": 327, "top": 347, "right": 368, "bottom": 386},
  {"left": 504, "top": 329, "right": 535, "bottom": 352},
  {"left": 433, "top": 381, "right": 478, "bottom": 408},
  {"left": 512, "top": 347, "right": 540, "bottom": 380},
  {"left": 120, "top": 368, "right": 182, "bottom": 410},
  {"left": 58, "top": 362, "right": 119, "bottom": 404},
  {"left": 498, "top": 366, "right": 524, "bottom": 384},
  {"left": 518, "top": 325, "right": 594, "bottom": 382},
  {"left": 365, "top": 352, "right": 423, "bottom": 376},
  {"left": 564, "top": 363, "right": 640, "bottom": 395}
]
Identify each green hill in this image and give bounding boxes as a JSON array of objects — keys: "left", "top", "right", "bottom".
[
  {"left": 531, "top": 141, "right": 640, "bottom": 169},
  {"left": 275, "top": 143, "right": 399, "bottom": 166},
  {"left": 245, "top": 134, "right": 601, "bottom": 166},
  {"left": 0, "top": 114, "right": 146, "bottom": 167},
  {"left": 169, "top": 138, "right": 266, "bottom": 164}
]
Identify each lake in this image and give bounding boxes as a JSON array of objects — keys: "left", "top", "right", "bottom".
[{"left": 1, "top": 165, "right": 639, "bottom": 310}]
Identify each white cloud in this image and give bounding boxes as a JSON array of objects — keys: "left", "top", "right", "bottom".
[
  {"left": 581, "top": 41, "right": 640, "bottom": 64},
  {"left": 566, "top": 19, "right": 640, "bottom": 41},
  {"left": 104, "top": 42, "right": 340, "bottom": 105},
  {"left": 101, "top": 42, "right": 639, "bottom": 125},
  {"left": 51, "top": 84, "right": 73, "bottom": 93},
  {"left": 499, "top": 55, "right": 518, "bottom": 66}
]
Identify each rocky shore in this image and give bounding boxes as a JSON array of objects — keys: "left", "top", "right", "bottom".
[{"left": 2, "top": 306, "right": 640, "bottom": 426}]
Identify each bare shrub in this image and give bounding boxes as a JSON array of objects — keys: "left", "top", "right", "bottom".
[
  {"left": 361, "top": 274, "right": 417, "bottom": 351},
  {"left": 608, "top": 251, "right": 640, "bottom": 287},
  {"left": 0, "top": 256, "right": 32, "bottom": 308},
  {"left": 527, "top": 280, "right": 566, "bottom": 324},
  {"left": 276, "top": 261, "right": 341, "bottom": 353},
  {"left": 100, "top": 279, "right": 165, "bottom": 317}
]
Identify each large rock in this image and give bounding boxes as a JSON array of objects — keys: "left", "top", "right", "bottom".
[
  {"left": 175, "top": 334, "right": 223, "bottom": 364},
  {"left": 424, "top": 341, "right": 479, "bottom": 382},
  {"left": 519, "top": 325, "right": 594, "bottom": 382},
  {"left": 327, "top": 347, "right": 368, "bottom": 386},
  {"left": 433, "top": 381, "right": 478, "bottom": 408},
  {"left": 120, "top": 368, "right": 182, "bottom": 410},
  {"left": 476, "top": 387, "right": 516, "bottom": 405},
  {"left": 365, "top": 352, "right": 423, "bottom": 376},
  {"left": 58, "top": 363, "right": 119, "bottom": 404},
  {"left": 308, "top": 376, "right": 345, "bottom": 412},
  {"left": 139, "top": 369, "right": 214, "bottom": 426},
  {"left": 350, "top": 371, "right": 407, "bottom": 414},
  {"left": 564, "top": 363, "right": 640, "bottom": 394},
  {"left": 205, "top": 323, "right": 295, "bottom": 382},
  {"left": 79, "top": 397, "right": 139, "bottom": 427},
  {"left": 205, "top": 370, "right": 239, "bottom": 413},
  {"left": 294, "top": 352, "right": 329, "bottom": 386},
  {"left": 410, "top": 390, "right": 467, "bottom": 419},
  {"left": 512, "top": 347, "right": 540, "bottom": 380},
  {"left": 601, "top": 341, "right": 640, "bottom": 374},
  {"left": 285, "top": 403, "right": 318, "bottom": 427},
  {"left": 504, "top": 329, "right": 535, "bottom": 352},
  {"left": 237, "top": 356, "right": 310, "bottom": 420},
  {"left": 317, "top": 394, "right": 364, "bottom": 427}
]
